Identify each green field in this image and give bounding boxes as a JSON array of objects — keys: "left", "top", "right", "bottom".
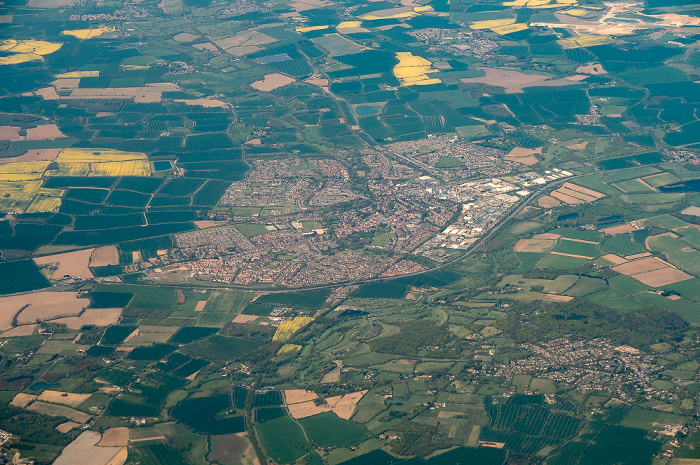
[
  {"left": 602, "top": 234, "right": 647, "bottom": 256},
  {"left": 235, "top": 223, "right": 274, "bottom": 237},
  {"left": 256, "top": 416, "right": 311, "bottom": 464},
  {"left": 649, "top": 235, "right": 700, "bottom": 275},
  {"left": 537, "top": 254, "right": 589, "bottom": 270},
  {"left": 180, "top": 335, "right": 264, "bottom": 361},
  {"left": 299, "top": 412, "right": 370, "bottom": 448},
  {"left": 128, "top": 441, "right": 190, "bottom": 465},
  {"left": 552, "top": 239, "right": 600, "bottom": 258},
  {"left": 0, "top": 260, "right": 51, "bottom": 295}
]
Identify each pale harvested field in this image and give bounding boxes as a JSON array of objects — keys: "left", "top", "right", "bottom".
[
  {"left": 321, "top": 368, "right": 340, "bottom": 384},
  {"left": 534, "top": 233, "right": 561, "bottom": 240},
  {"left": 601, "top": 223, "right": 635, "bottom": 235},
  {"left": 27, "top": 401, "right": 92, "bottom": 423},
  {"left": 563, "top": 182, "right": 605, "bottom": 199},
  {"left": 613, "top": 257, "right": 668, "bottom": 275},
  {"left": 173, "top": 33, "right": 200, "bottom": 42},
  {"left": 194, "top": 220, "right": 227, "bottom": 229},
  {"left": 174, "top": 98, "right": 227, "bottom": 108},
  {"left": 53, "top": 308, "right": 122, "bottom": 329},
  {"left": 52, "top": 78, "right": 81, "bottom": 89},
  {"left": 232, "top": 314, "right": 258, "bottom": 323},
  {"left": 505, "top": 147, "right": 540, "bottom": 165},
  {"left": 56, "top": 421, "right": 81, "bottom": 433},
  {"left": 0, "top": 148, "right": 61, "bottom": 163},
  {"left": 551, "top": 191, "right": 584, "bottom": 204},
  {"left": 26, "top": 124, "right": 66, "bottom": 140},
  {"left": 285, "top": 389, "right": 319, "bottom": 404},
  {"left": 556, "top": 188, "right": 596, "bottom": 202},
  {"left": 550, "top": 251, "right": 594, "bottom": 259},
  {"left": 250, "top": 73, "right": 295, "bottom": 92},
  {"left": 551, "top": 183, "right": 604, "bottom": 205},
  {"left": 0, "top": 292, "right": 89, "bottom": 329},
  {"left": 305, "top": 77, "right": 328, "bottom": 87},
  {"left": 11, "top": 393, "right": 37, "bottom": 408},
  {"left": 625, "top": 252, "right": 651, "bottom": 260},
  {"left": 326, "top": 390, "right": 367, "bottom": 420},
  {"left": 0, "top": 324, "right": 37, "bottom": 337},
  {"left": 514, "top": 238, "right": 557, "bottom": 253},
  {"left": 538, "top": 195, "right": 561, "bottom": 207},
  {"left": 35, "top": 248, "right": 95, "bottom": 279},
  {"left": 98, "top": 428, "right": 129, "bottom": 447},
  {"left": 601, "top": 254, "right": 627, "bottom": 265},
  {"left": 681, "top": 206, "right": 700, "bottom": 217},
  {"left": 192, "top": 42, "right": 218, "bottom": 52},
  {"left": 460, "top": 67, "right": 587, "bottom": 93},
  {"left": 64, "top": 83, "right": 178, "bottom": 101},
  {"left": 0, "top": 126, "right": 21, "bottom": 140},
  {"left": 289, "top": 0, "right": 332, "bottom": 13},
  {"left": 53, "top": 431, "right": 124, "bottom": 465},
  {"left": 576, "top": 64, "right": 606, "bottom": 75},
  {"left": 561, "top": 237, "right": 599, "bottom": 245},
  {"left": 38, "top": 390, "right": 91, "bottom": 407},
  {"left": 122, "top": 325, "right": 178, "bottom": 346},
  {"left": 90, "top": 245, "right": 119, "bottom": 267},
  {"left": 634, "top": 268, "right": 693, "bottom": 287},
  {"left": 566, "top": 141, "right": 589, "bottom": 150},
  {"left": 542, "top": 294, "right": 574, "bottom": 302},
  {"left": 194, "top": 301, "right": 207, "bottom": 312},
  {"left": 217, "top": 30, "right": 277, "bottom": 49},
  {"left": 287, "top": 400, "right": 330, "bottom": 419}
]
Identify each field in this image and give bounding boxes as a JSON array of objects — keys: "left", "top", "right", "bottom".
[
  {"left": 299, "top": 412, "right": 370, "bottom": 447},
  {"left": 172, "top": 394, "right": 246, "bottom": 434},
  {"left": 34, "top": 248, "right": 94, "bottom": 279},
  {"left": 36, "top": 390, "right": 90, "bottom": 407},
  {"left": 393, "top": 52, "right": 441, "bottom": 86},
  {"left": 180, "top": 335, "right": 264, "bottom": 360},
  {"left": 127, "top": 441, "right": 189, "bottom": 465},
  {"left": 250, "top": 73, "right": 295, "bottom": 92},
  {"left": 0, "top": 259, "right": 51, "bottom": 295},
  {"left": 461, "top": 67, "right": 584, "bottom": 94},
  {"left": 52, "top": 431, "right": 126, "bottom": 465},
  {"left": 0, "top": 291, "right": 89, "bottom": 329},
  {"left": 256, "top": 416, "right": 311, "bottom": 464},
  {"left": 27, "top": 401, "right": 92, "bottom": 423},
  {"left": 272, "top": 317, "right": 314, "bottom": 342}
]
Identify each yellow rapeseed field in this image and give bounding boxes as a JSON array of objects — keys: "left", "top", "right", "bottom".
[
  {"left": 26, "top": 197, "right": 62, "bottom": 213},
  {"left": 336, "top": 21, "right": 362, "bottom": 29},
  {"left": 0, "top": 161, "right": 51, "bottom": 181},
  {"left": 559, "top": 34, "right": 612, "bottom": 49},
  {"left": 492, "top": 23, "right": 529, "bottom": 34},
  {"left": 562, "top": 8, "right": 589, "bottom": 16},
  {"left": 272, "top": 317, "right": 314, "bottom": 342},
  {"left": 43, "top": 148, "right": 152, "bottom": 177},
  {"left": 93, "top": 160, "right": 151, "bottom": 177},
  {"left": 277, "top": 344, "right": 302, "bottom": 355},
  {"left": 56, "top": 148, "right": 148, "bottom": 163},
  {"left": 0, "top": 39, "right": 62, "bottom": 65},
  {"left": 393, "top": 52, "right": 441, "bottom": 87},
  {"left": 0, "top": 180, "right": 63, "bottom": 214},
  {"left": 55, "top": 70, "right": 100, "bottom": 78},
  {"left": 470, "top": 18, "right": 516, "bottom": 29},
  {"left": 296, "top": 25, "right": 329, "bottom": 32},
  {"left": 62, "top": 27, "right": 115, "bottom": 40},
  {"left": 46, "top": 162, "right": 90, "bottom": 177},
  {"left": 359, "top": 11, "right": 417, "bottom": 20}
]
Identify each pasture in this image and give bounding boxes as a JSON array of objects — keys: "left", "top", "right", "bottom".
[{"left": 256, "top": 416, "right": 311, "bottom": 464}]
